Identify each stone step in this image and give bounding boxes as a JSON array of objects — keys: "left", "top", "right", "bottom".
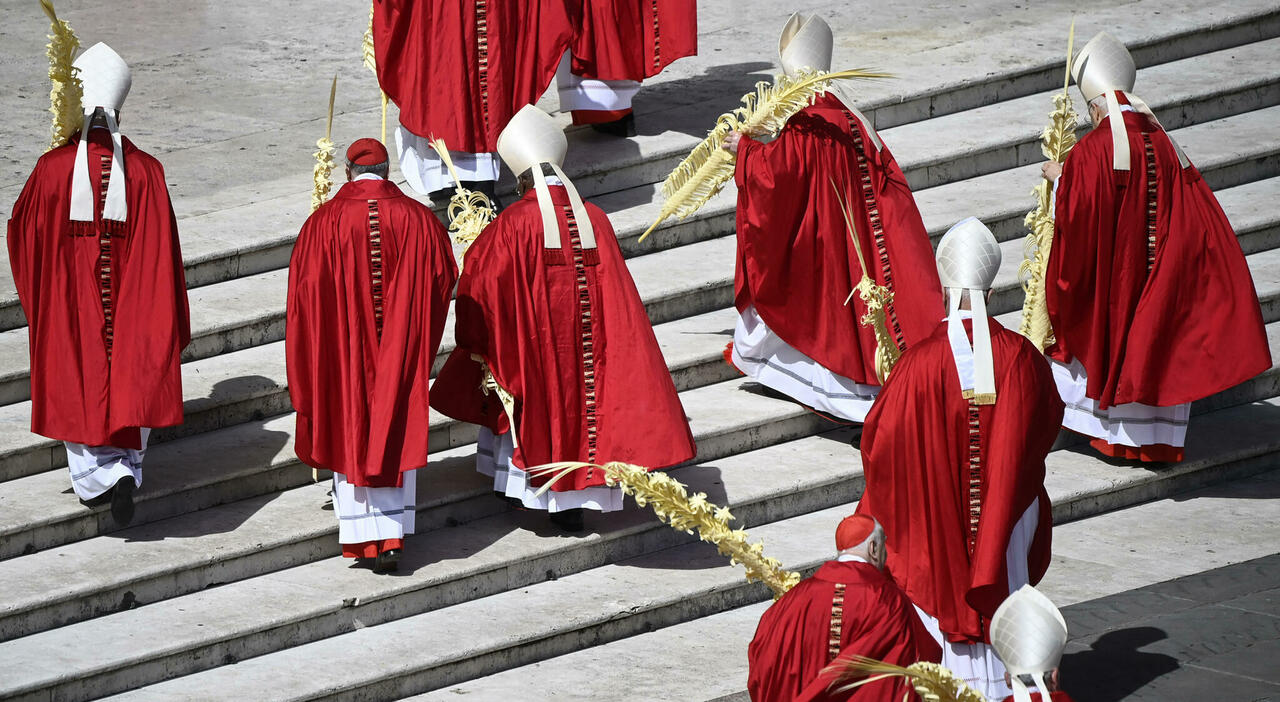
[
  {"left": 0, "top": 372, "right": 834, "bottom": 561},
  {"left": 4, "top": 101, "right": 1278, "bottom": 410},
  {"left": 0, "top": 303, "right": 742, "bottom": 486},
  {"left": 70, "top": 393, "right": 1280, "bottom": 702},
  {"left": 415, "top": 468, "right": 1280, "bottom": 702},
  {"left": 4, "top": 26, "right": 1279, "bottom": 336}
]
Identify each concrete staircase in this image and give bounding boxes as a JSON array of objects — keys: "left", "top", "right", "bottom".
[{"left": 1, "top": 1, "right": 1279, "bottom": 699}]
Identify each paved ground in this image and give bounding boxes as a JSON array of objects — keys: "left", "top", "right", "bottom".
[{"left": 1061, "top": 554, "right": 1280, "bottom": 701}]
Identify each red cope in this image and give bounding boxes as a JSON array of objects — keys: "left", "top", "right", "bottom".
[{"left": 569, "top": 0, "right": 698, "bottom": 81}]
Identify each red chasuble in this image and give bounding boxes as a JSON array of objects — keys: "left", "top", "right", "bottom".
[
  {"left": 856, "top": 319, "right": 1063, "bottom": 644},
  {"left": 373, "top": 0, "right": 577, "bottom": 154},
  {"left": 748, "top": 560, "right": 943, "bottom": 702},
  {"left": 569, "top": 0, "right": 697, "bottom": 81},
  {"left": 7, "top": 132, "right": 189, "bottom": 449},
  {"left": 286, "top": 178, "right": 457, "bottom": 487},
  {"left": 734, "top": 93, "right": 944, "bottom": 385},
  {"left": 1046, "top": 110, "right": 1271, "bottom": 409},
  {"left": 431, "top": 185, "right": 695, "bottom": 489}
]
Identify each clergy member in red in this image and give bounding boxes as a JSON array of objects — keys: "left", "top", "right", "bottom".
[
  {"left": 991, "top": 585, "right": 1077, "bottom": 702},
  {"left": 287, "top": 138, "right": 457, "bottom": 574},
  {"left": 1042, "top": 32, "right": 1271, "bottom": 463},
  {"left": 856, "top": 218, "right": 1064, "bottom": 700},
  {"left": 432, "top": 105, "right": 696, "bottom": 532},
  {"left": 556, "top": 0, "right": 697, "bottom": 136},
  {"left": 747, "top": 515, "right": 942, "bottom": 702},
  {"left": 8, "top": 43, "right": 189, "bottom": 528},
  {"left": 373, "top": 0, "right": 577, "bottom": 204},
  {"left": 724, "top": 14, "right": 943, "bottom": 423}
]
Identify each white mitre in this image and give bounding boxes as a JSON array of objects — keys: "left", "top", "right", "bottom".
[
  {"left": 497, "top": 104, "right": 596, "bottom": 252},
  {"left": 778, "top": 13, "right": 833, "bottom": 76},
  {"left": 1071, "top": 31, "right": 1189, "bottom": 172},
  {"left": 991, "top": 585, "right": 1069, "bottom": 702},
  {"left": 776, "top": 14, "right": 882, "bottom": 151},
  {"left": 936, "top": 217, "right": 1001, "bottom": 404},
  {"left": 70, "top": 42, "right": 132, "bottom": 225}
]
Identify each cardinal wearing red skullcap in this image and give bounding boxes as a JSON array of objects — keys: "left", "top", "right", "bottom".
[
  {"left": 747, "top": 515, "right": 942, "bottom": 702},
  {"left": 287, "top": 137, "right": 457, "bottom": 574}
]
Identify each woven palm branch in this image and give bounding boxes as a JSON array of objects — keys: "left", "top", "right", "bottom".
[
  {"left": 311, "top": 76, "right": 338, "bottom": 213},
  {"left": 429, "top": 138, "right": 496, "bottom": 264},
  {"left": 832, "top": 180, "right": 901, "bottom": 383},
  {"left": 1019, "top": 21, "right": 1078, "bottom": 352},
  {"left": 638, "top": 67, "right": 890, "bottom": 243},
  {"left": 361, "top": 2, "right": 390, "bottom": 144},
  {"left": 825, "top": 656, "right": 989, "bottom": 702},
  {"left": 40, "top": 0, "right": 82, "bottom": 151},
  {"left": 528, "top": 461, "right": 802, "bottom": 598}
]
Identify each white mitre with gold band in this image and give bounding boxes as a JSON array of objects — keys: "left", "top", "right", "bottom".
[
  {"left": 777, "top": 13, "right": 882, "bottom": 151},
  {"left": 497, "top": 104, "right": 596, "bottom": 252},
  {"left": 936, "top": 217, "right": 1001, "bottom": 404},
  {"left": 70, "top": 42, "right": 132, "bottom": 226},
  {"left": 1072, "top": 31, "right": 1189, "bottom": 172},
  {"left": 991, "top": 585, "right": 1069, "bottom": 702}
]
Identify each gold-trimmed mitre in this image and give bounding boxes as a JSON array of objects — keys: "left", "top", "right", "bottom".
[
  {"left": 990, "top": 585, "right": 1069, "bottom": 702},
  {"left": 496, "top": 104, "right": 596, "bottom": 252},
  {"left": 778, "top": 13, "right": 833, "bottom": 77},
  {"left": 936, "top": 217, "right": 1001, "bottom": 404}
]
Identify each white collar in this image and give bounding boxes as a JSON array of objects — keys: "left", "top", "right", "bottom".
[
  {"left": 353, "top": 173, "right": 385, "bottom": 182},
  {"left": 836, "top": 554, "right": 869, "bottom": 564}
]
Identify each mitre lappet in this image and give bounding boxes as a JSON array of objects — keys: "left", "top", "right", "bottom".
[
  {"left": 777, "top": 13, "right": 881, "bottom": 151},
  {"left": 936, "top": 217, "right": 1002, "bottom": 404},
  {"left": 990, "top": 585, "right": 1070, "bottom": 702},
  {"left": 496, "top": 105, "right": 596, "bottom": 253},
  {"left": 70, "top": 42, "right": 132, "bottom": 228},
  {"left": 1072, "top": 31, "right": 1189, "bottom": 172}
]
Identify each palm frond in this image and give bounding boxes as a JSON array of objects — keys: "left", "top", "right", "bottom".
[
  {"left": 831, "top": 180, "right": 901, "bottom": 383},
  {"left": 1018, "top": 21, "right": 1078, "bottom": 351},
  {"left": 825, "top": 656, "right": 990, "bottom": 702},
  {"left": 429, "top": 138, "right": 496, "bottom": 263},
  {"left": 40, "top": 0, "right": 82, "bottom": 151},
  {"left": 361, "top": 2, "right": 377, "bottom": 74},
  {"left": 310, "top": 76, "right": 338, "bottom": 213},
  {"left": 528, "top": 461, "right": 801, "bottom": 597},
  {"left": 639, "top": 67, "right": 891, "bottom": 243}
]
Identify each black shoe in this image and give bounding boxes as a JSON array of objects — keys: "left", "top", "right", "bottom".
[
  {"left": 549, "top": 508, "right": 585, "bottom": 533},
  {"left": 79, "top": 491, "right": 113, "bottom": 509},
  {"left": 589, "top": 113, "right": 636, "bottom": 138},
  {"left": 110, "top": 476, "right": 136, "bottom": 527},
  {"left": 373, "top": 548, "right": 402, "bottom": 574}
]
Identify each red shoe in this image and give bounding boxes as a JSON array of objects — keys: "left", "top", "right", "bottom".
[{"left": 723, "top": 342, "right": 745, "bottom": 376}]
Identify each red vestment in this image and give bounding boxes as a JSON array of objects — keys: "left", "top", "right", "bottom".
[
  {"left": 431, "top": 185, "right": 695, "bottom": 489},
  {"left": 7, "top": 132, "right": 189, "bottom": 449},
  {"left": 748, "top": 560, "right": 943, "bottom": 702},
  {"left": 734, "top": 93, "right": 944, "bottom": 386},
  {"left": 373, "top": 0, "right": 577, "bottom": 153},
  {"left": 856, "top": 319, "right": 1063, "bottom": 644},
  {"left": 286, "top": 178, "right": 457, "bottom": 487},
  {"left": 1046, "top": 110, "right": 1271, "bottom": 408},
  {"left": 570, "top": 0, "right": 697, "bottom": 81}
]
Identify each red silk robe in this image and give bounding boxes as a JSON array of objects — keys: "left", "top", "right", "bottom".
[
  {"left": 748, "top": 560, "right": 943, "bottom": 702},
  {"left": 431, "top": 185, "right": 695, "bottom": 489},
  {"left": 373, "top": 0, "right": 577, "bottom": 153},
  {"left": 286, "top": 178, "right": 457, "bottom": 487},
  {"left": 7, "top": 132, "right": 189, "bottom": 449},
  {"left": 570, "top": 0, "right": 697, "bottom": 81},
  {"left": 1046, "top": 109, "right": 1271, "bottom": 409},
  {"left": 857, "top": 319, "right": 1063, "bottom": 644},
  {"left": 734, "top": 93, "right": 944, "bottom": 386}
]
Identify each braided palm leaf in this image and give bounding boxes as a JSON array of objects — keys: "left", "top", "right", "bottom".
[
  {"left": 429, "top": 138, "right": 496, "bottom": 264},
  {"left": 638, "top": 67, "right": 890, "bottom": 243},
  {"left": 832, "top": 179, "right": 901, "bottom": 383},
  {"left": 40, "top": 0, "right": 82, "bottom": 151},
  {"left": 529, "top": 461, "right": 801, "bottom": 597},
  {"left": 1019, "top": 21, "right": 1078, "bottom": 352},
  {"left": 826, "top": 656, "right": 989, "bottom": 702},
  {"left": 311, "top": 76, "right": 338, "bottom": 213},
  {"left": 361, "top": 1, "right": 390, "bottom": 144}
]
